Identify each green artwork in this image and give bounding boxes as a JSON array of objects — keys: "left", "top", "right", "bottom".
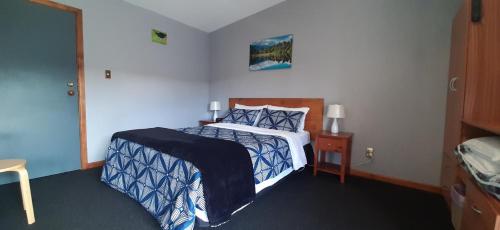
[{"left": 152, "top": 29, "right": 167, "bottom": 45}]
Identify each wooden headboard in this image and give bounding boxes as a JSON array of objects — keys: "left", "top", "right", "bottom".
[{"left": 229, "top": 98, "right": 324, "bottom": 140}]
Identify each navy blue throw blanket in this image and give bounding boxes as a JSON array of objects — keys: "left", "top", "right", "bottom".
[{"left": 112, "top": 127, "right": 256, "bottom": 225}]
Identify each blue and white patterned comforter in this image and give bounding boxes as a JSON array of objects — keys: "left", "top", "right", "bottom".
[{"left": 101, "top": 123, "right": 307, "bottom": 230}]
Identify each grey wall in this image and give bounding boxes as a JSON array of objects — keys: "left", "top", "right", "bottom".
[
  {"left": 209, "top": 0, "right": 461, "bottom": 186},
  {"left": 55, "top": 0, "right": 211, "bottom": 162}
]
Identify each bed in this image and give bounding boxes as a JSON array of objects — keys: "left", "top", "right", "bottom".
[{"left": 101, "top": 98, "right": 323, "bottom": 230}]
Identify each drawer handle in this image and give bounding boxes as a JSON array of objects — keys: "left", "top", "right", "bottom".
[
  {"left": 471, "top": 205, "right": 483, "bottom": 215},
  {"left": 327, "top": 143, "right": 332, "bottom": 146}
]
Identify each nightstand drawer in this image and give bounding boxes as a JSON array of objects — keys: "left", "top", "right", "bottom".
[{"left": 317, "top": 138, "right": 345, "bottom": 152}]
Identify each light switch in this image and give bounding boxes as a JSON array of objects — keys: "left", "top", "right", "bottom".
[{"left": 105, "top": 70, "right": 111, "bottom": 79}]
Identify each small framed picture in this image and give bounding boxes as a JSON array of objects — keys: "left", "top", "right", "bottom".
[{"left": 152, "top": 29, "right": 167, "bottom": 45}]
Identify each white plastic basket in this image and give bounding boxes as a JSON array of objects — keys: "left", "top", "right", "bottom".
[{"left": 450, "top": 184, "right": 465, "bottom": 229}]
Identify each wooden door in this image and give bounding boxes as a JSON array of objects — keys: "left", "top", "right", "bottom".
[
  {"left": 463, "top": 0, "right": 500, "bottom": 134},
  {"left": 441, "top": 2, "right": 469, "bottom": 193},
  {"left": 0, "top": 0, "right": 81, "bottom": 184}
]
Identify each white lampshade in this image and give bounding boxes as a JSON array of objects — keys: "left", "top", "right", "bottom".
[
  {"left": 327, "top": 104, "right": 345, "bottom": 118},
  {"left": 209, "top": 101, "right": 221, "bottom": 111}
]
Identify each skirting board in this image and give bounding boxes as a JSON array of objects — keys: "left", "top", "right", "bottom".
[
  {"left": 85, "top": 160, "right": 104, "bottom": 169},
  {"left": 85, "top": 161, "right": 441, "bottom": 194},
  {"left": 350, "top": 169, "right": 441, "bottom": 194}
]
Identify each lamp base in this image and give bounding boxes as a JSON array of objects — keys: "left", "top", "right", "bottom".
[
  {"left": 331, "top": 118, "right": 340, "bottom": 133},
  {"left": 212, "top": 111, "right": 218, "bottom": 122}
]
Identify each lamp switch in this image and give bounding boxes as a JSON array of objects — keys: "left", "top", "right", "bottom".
[{"left": 105, "top": 70, "right": 111, "bottom": 79}]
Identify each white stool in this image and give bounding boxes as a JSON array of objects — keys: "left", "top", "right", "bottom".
[{"left": 0, "top": 159, "right": 35, "bottom": 224}]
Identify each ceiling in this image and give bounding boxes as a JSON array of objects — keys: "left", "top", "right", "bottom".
[{"left": 123, "top": 0, "right": 286, "bottom": 33}]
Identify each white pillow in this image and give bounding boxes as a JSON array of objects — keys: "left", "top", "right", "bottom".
[
  {"left": 235, "top": 104, "right": 268, "bottom": 126},
  {"left": 464, "top": 136, "right": 500, "bottom": 162},
  {"left": 235, "top": 104, "right": 268, "bottom": 110},
  {"left": 267, "top": 105, "right": 310, "bottom": 132}
]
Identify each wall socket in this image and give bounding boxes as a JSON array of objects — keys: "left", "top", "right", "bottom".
[{"left": 366, "top": 147, "right": 374, "bottom": 159}]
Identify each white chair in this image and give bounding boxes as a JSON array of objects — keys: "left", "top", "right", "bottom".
[{"left": 0, "top": 159, "right": 35, "bottom": 224}]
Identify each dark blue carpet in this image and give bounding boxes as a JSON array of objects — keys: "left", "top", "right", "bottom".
[{"left": 0, "top": 167, "right": 452, "bottom": 230}]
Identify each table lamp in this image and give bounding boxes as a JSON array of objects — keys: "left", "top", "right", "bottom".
[
  {"left": 209, "top": 101, "right": 221, "bottom": 122},
  {"left": 327, "top": 104, "right": 345, "bottom": 133}
]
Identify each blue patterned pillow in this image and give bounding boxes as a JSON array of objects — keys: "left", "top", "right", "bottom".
[
  {"left": 256, "top": 108, "right": 304, "bottom": 132},
  {"left": 221, "top": 108, "right": 260, "bottom": 126}
]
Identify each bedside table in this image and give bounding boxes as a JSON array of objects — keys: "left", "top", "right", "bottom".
[
  {"left": 313, "top": 131, "right": 353, "bottom": 183},
  {"left": 199, "top": 118, "right": 222, "bottom": 126}
]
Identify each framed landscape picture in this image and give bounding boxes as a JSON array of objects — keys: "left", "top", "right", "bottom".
[
  {"left": 249, "top": 34, "right": 293, "bottom": 71},
  {"left": 151, "top": 29, "right": 167, "bottom": 45}
]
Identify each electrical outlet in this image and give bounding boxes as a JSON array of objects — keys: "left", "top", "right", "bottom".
[{"left": 366, "top": 147, "right": 374, "bottom": 159}]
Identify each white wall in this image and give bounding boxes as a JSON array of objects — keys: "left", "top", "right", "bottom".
[
  {"left": 55, "top": 0, "right": 211, "bottom": 162},
  {"left": 209, "top": 0, "right": 462, "bottom": 186}
]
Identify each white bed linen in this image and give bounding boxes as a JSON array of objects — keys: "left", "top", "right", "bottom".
[
  {"left": 297, "top": 131, "right": 311, "bottom": 146},
  {"left": 194, "top": 123, "right": 308, "bottom": 222}
]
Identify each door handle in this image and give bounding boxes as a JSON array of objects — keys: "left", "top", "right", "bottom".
[
  {"left": 449, "top": 77, "right": 459, "bottom": 92},
  {"left": 67, "top": 80, "right": 75, "bottom": 96}
]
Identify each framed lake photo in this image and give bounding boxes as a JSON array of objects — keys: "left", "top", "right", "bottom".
[{"left": 249, "top": 34, "right": 293, "bottom": 71}]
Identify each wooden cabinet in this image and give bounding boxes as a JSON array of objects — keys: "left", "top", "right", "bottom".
[
  {"left": 463, "top": 0, "right": 500, "bottom": 134},
  {"left": 443, "top": 3, "right": 468, "bottom": 156},
  {"left": 441, "top": 0, "right": 500, "bottom": 229},
  {"left": 458, "top": 168, "right": 500, "bottom": 230},
  {"left": 441, "top": 151, "right": 459, "bottom": 204},
  {"left": 441, "top": 1, "right": 469, "bottom": 204},
  {"left": 461, "top": 182, "right": 498, "bottom": 230}
]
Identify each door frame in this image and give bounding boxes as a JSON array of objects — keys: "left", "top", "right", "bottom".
[{"left": 29, "top": 0, "right": 90, "bottom": 169}]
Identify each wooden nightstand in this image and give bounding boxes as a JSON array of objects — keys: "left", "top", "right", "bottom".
[
  {"left": 199, "top": 118, "right": 222, "bottom": 126},
  {"left": 313, "top": 131, "right": 353, "bottom": 183}
]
